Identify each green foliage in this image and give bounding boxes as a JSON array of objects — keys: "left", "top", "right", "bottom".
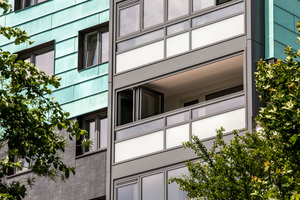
[
  {"left": 0, "top": 2, "right": 87, "bottom": 199},
  {"left": 168, "top": 22, "right": 300, "bottom": 199}
]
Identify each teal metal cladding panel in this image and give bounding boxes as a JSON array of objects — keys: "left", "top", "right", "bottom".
[
  {"left": 0, "top": 0, "right": 109, "bottom": 118},
  {"left": 266, "top": 0, "right": 300, "bottom": 59}
]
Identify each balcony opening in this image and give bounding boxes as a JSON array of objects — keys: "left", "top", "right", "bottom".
[{"left": 117, "top": 54, "right": 243, "bottom": 126}]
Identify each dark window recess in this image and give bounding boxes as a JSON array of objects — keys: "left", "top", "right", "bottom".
[
  {"left": 184, "top": 99, "right": 199, "bottom": 107},
  {"left": 205, "top": 85, "right": 243, "bottom": 101},
  {"left": 117, "top": 87, "right": 164, "bottom": 126},
  {"left": 15, "top": 0, "right": 47, "bottom": 11},
  {"left": 15, "top": 40, "right": 55, "bottom": 75},
  {"left": 217, "top": 0, "right": 233, "bottom": 5},
  {"left": 76, "top": 109, "right": 108, "bottom": 156},
  {"left": 78, "top": 22, "right": 109, "bottom": 70},
  {"left": 117, "top": 89, "right": 134, "bottom": 126}
]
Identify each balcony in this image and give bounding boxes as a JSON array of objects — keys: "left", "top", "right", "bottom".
[{"left": 114, "top": 92, "right": 245, "bottom": 163}]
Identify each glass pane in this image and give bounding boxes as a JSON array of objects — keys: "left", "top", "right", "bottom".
[
  {"left": 117, "top": 183, "right": 138, "bottom": 200},
  {"left": 217, "top": 0, "right": 233, "bottom": 5},
  {"left": 117, "top": 90, "right": 134, "bottom": 126},
  {"left": 168, "top": 0, "right": 189, "bottom": 21},
  {"left": 35, "top": 50, "right": 54, "bottom": 75},
  {"left": 192, "top": 14, "right": 244, "bottom": 49},
  {"left": 100, "top": 118, "right": 108, "bottom": 148},
  {"left": 88, "top": 120, "right": 96, "bottom": 151},
  {"left": 117, "top": 29, "right": 164, "bottom": 52},
  {"left": 192, "top": 108, "right": 245, "bottom": 140},
  {"left": 192, "top": 95, "right": 245, "bottom": 118},
  {"left": 144, "top": 0, "right": 164, "bottom": 28},
  {"left": 167, "top": 111, "right": 189, "bottom": 126},
  {"left": 167, "top": 20, "right": 189, "bottom": 35},
  {"left": 141, "top": 88, "right": 163, "bottom": 119},
  {"left": 166, "top": 124, "right": 189, "bottom": 148},
  {"left": 142, "top": 173, "right": 164, "bottom": 200},
  {"left": 193, "top": 0, "right": 214, "bottom": 12},
  {"left": 116, "top": 118, "right": 164, "bottom": 140},
  {"left": 192, "top": 2, "right": 244, "bottom": 27},
  {"left": 85, "top": 33, "right": 98, "bottom": 67},
  {"left": 115, "top": 131, "right": 164, "bottom": 162},
  {"left": 167, "top": 167, "right": 189, "bottom": 200},
  {"left": 166, "top": 32, "right": 189, "bottom": 57},
  {"left": 119, "top": 4, "right": 140, "bottom": 36},
  {"left": 37, "top": 0, "right": 47, "bottom": 3},
  {"left": 116, "top": 40, "right": 164, "bottom": 73},
  {"left": 25, "top": 0, "right": 34, "bottom": 7},
  {"left": 101, "top": 31, "right": 109, "bottom": 63}
]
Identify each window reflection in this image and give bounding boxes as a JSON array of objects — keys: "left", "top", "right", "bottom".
[
  {"left": 193, "top": 0, "right": 214, "bottom": 12},
  {"left": 142, "top": 173, "right": 164, "bottom": 200},
  {"left": 120, "top": 5, "right": 140, "bottom": 36},
  {"left": 144, "top": 0, "right": 164, "bottom": 28},
  {"left": 35, "top": 50, "right": 54, "bottom": 75},
  {"left": 167, "top": 167, "right": 189, "bottom": 200},
  {"left": 117, "top": 183, "right": 138, "bottom": 200},
  {"left": 167, "top": 0, "right": 189, "bottom": 21}
]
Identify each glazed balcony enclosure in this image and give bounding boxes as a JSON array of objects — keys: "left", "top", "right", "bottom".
[{"left": 114, "top": 55, "right": 245, "bottom": 163}]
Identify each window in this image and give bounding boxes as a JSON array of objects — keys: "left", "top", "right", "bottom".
[
  {"left": 117, "top": 0, "right": 235, "bottom": 37},
  {"left": 14, "top": 0, "right": 47, "bottom": 11},
  {"left": 117, "top": 87, "right": 164, "bottom": 126},
  {"left": 115, "top": 166, "right": 188, "bottom": 200},
  {"left": 78, "top": 22, "right": 109, "bottom": 70},
  {"left": 16, "top": 40, "right": 55, "bottom": 75},
  {"left": 76, "top": 109, "right": 108, "bottom": 156}
]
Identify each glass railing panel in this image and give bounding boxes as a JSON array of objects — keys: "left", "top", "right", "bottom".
[
  {"left": 192, "top": 108, "right": 245, "bottom": 140},
  {"left": 192, "top": 14, "right": 244, "bottom": 49},
  {"left": 167, "top": 111, "right": 189, "bottom": 126},
  {"left": 115, "top": 131, "right": 164, "bottom": 162},
  {"left": 167, "top": 20, "right": 189, "bottom": 35},
  {"left": 166, "top": 123, "right": 189, "bottom": 148},
  {"left": 166, "top": 32, "right": 189, "bottom": 57},
  {"left": 116, "top": 118, "right": 164, "bottom": 140},
  {"left": 116, "top": 40, "right": 164, "bottom": 73},
  {"left": 117, "top": 29, "right": 164, "bottom": 52},
  {"left": 192, "top": 95, "right": 244, "bottom": 119},
  {"left": 192, "top": 2, "right": 244, "bottom": 27}
]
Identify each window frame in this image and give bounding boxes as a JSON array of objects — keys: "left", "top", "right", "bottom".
[
  {"left": 78, "top": 22, "right": 109, "bottom": 70},
  {"left": 14, "top": 0, "right": 47, "bottom": 11},
  {"left": 15, "top": 40, "right": 55, "bottom": 75},
  {"left": 76, "top": 108, "right": 108, "bottom": 157}
]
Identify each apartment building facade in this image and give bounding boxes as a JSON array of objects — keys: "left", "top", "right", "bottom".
[{"left": 0, "top": 0, "right": 299, "bottom": 199}]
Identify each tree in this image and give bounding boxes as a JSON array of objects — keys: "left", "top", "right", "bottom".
[
  {"left": 168, "top": 22, "right": 300, "bottom": 199},
  {"left": 0, "top": 1, "right": 87, "bottom": 199}
]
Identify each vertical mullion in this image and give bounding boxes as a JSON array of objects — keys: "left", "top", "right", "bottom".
[{"left": 98, "top": 31, "right": 102, "bottom": 64}]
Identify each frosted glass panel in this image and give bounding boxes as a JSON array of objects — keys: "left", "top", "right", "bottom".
[
  {"left": 116, "top": 41, "right": 164, "bottom": 73},
  {"left": 192, "top": 14, "right": 244, "bottom": 49},
  {"left": 115, "top": 131, "right": 163, "bottom": 162},
  {"left": 192, "top": 108, "right": 245, "bottom": 140},
  {"left": 166, "top": 124, "right": 189, "bottom": 148},
  {"left": 167, "top": 32, "right": 189, "bottom": 57}
]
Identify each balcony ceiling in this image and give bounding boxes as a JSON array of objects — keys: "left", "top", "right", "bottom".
[{"left": 146, "top": 54, "right": 243, "bottom": 97}]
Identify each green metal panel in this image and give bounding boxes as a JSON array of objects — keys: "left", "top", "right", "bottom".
[
  {"left": 52, "top": 0, "right": 108, "bottom": 28},
  {"left": 53, "top": 86, "right": 74, "bottom": 105},
  {"left": 0, "top": 0, "right": 109, "bottom": 118},
  {"left": 267, "top": 0, "right": 300, "bottom": 59},
  {"left": 55, "top": 53, "right": 77, "bottom": 74},
  {"left": 62, "top": 92, "right": 108, "bottom": 118},
  {"left": 265, "top": 0, "right": 274, "bottom": 59},
  {"left": 73, "top": 75, "right": 108, "bottom": 99},
  {"left": 55, "top": 38, "right": 75, "bottom": 58}
]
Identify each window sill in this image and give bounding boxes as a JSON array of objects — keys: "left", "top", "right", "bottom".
[
  {"left": 7, "top": 169, "right": 32, "bottom": 179},
  {"left": 75, "top": 148, "right": 107, "bottom": 159},
  {"left": 78, "top": 61, "right": 108, "bottom": 72}
]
